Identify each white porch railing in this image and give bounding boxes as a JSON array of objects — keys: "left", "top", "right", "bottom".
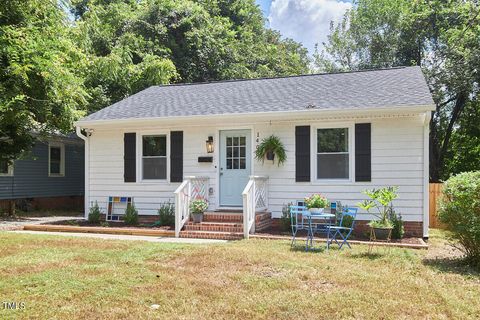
[
  {"left": 242, "top": 175, "right": 268, "bottom": 239},
  {"left": 174, "top": 176, "right": 209, "bottom": 237}
]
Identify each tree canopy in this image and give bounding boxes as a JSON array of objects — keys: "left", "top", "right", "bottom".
[
  {"left": 1, "top": 0, "right": 310, "bottom": 160},
  {"left": 314, "top": 0, "right": 480, "bottom": 181}
]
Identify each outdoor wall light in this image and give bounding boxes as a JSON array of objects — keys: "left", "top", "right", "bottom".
[{"left": 206, "top": 136, "right": 214, "bottom": 153}]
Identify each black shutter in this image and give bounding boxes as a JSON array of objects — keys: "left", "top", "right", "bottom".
[
  {"left": 355, "top": 123, "right": 371, "bottom": 182},
  {"left": 170, "top": 131, "right": 183, "bottom": 182},
  {"left": 295, "top": 126, "right": 310, "bottom": 182},
  {"left": 124, "top": 133, "right": 136, "bottom": 183}
]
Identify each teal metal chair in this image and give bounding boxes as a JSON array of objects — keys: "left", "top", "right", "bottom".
[
  {"left": 290, "top": 205, "right": 309, "bottom": 249},
  {"left": 326, "top": 207, "right": 358, "bottom": 250}
]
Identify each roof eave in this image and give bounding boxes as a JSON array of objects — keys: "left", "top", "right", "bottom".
[{"left": 75, "top": 104, "right": 436, "bottom": 128}]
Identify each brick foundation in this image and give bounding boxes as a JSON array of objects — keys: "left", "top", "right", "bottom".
[
  {"left": 272, "top": 218, "right": 424, "bottom": 238},
  {"left": 1, "top": 196, "right": 84, "bottom": 213}
]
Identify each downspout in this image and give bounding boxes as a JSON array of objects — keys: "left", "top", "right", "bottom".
[
  {"left": 76, "top": 126, "right": 90, "bottom": 219},
  {"left": 423, "top": 111, "right": 432, "bottom": 239}
]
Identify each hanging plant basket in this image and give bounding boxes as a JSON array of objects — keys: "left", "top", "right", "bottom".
[{"left": 255, "top": 135, "right": 287, "bottom": 166}]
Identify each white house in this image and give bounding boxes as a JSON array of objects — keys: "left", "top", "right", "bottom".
[{"left": 75, "top": 66, "right": 435, "bottom": 239}]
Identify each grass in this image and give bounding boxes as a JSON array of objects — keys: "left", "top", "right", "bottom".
[{"left": 0, "top": 229, "right": 479, "bottom": 319}]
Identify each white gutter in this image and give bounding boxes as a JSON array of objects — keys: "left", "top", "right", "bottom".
[
  {"left": 76, "top": 126, "right": 90, "bottom": 219},
  {"left": 423, "top": 111, "right": 432, "bottom": 239}
]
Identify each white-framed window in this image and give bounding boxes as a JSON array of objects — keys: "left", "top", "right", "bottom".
[
  {"left": 0, "top": 160, "right": 13, "bottom": 176},
  {"left": 142, "top": 135, "right": 167, "bottom": 180},
  {"left": 315, "top": 126, "right": 352, "bottom": 180},
  {"left": 48, "top": 143, "right": 65, "bottom": 177}
]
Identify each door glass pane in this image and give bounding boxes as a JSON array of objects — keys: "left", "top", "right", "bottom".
[
  {"left": 240, "top": 136, "right": 246, "bottom": 145},
  {"left": 233, "top": 147, "right": 239, "bottom": 157},
  {"left": 227, "top": 147, "right": 232, "bottom": 157},
  {"left": 226, "top": 137, "right": 232, "bottom": 146},
  {"left": 317, "top": 154, "right": 349, "bottom": 179},
  {"left": 317, "top": 128, "right": 348, "bottom": 152},
  {"left": 226, "top": 159, "right": 232, "bottom": 169},
  {"left": 233, "top": 137, "right": 239, "bottom": 146},
  {"left": 240, "top": 146, "right": 245, "bottom": 157},
  {"left": 233, "top": 159, "right": 239, "bottom": 169},
  {"left": 239, "top": 158, "right": 245, "bottom": 169}
]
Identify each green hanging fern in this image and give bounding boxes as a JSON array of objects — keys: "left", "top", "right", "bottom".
[{"left": 255, "top": 135, "right": 287, "bottom": 166}]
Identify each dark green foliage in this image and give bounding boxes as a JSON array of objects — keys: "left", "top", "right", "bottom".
[
  {"left": 124, "top": 204, "right": 139, "bottom": 226},
  {"left": 439, "top": 171, "right": 480, "bottom": 269},
  {"left": 158, "top": 201, "right": 175, "bottom": 227},
  {"left": 388, "top": 207, "right": 404, "bottom": 240},
  {"left": 279, "top": 203, "right": 292, "bottom": 232},
  {"left": 255, "top": 135, "right": 287, "bottom": 166},
  {"left": 314, "top": 0, "right": 480, "bottom": 181},
  {"left": 88, "top": 201, "right": 102, "bottom": 224}
]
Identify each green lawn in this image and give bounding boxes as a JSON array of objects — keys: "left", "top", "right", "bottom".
[{"left": 0, "top": 230, "right": 479, "bottom": 319}]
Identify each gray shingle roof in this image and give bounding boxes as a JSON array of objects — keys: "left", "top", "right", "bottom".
[{"left": 80, "top": 66, "right": 434, "bottom": 122}]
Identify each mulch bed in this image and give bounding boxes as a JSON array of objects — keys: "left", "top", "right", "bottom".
[{"left": 44, "top": 219, "right": 173, "bottom": 231}]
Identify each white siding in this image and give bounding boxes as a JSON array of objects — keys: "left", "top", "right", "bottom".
[{"left": 87, "top": 114, "right": 426, "bottom": 222}]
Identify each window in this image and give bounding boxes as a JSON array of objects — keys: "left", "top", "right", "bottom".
[
  {"left": 49, "top": 143, "right": 65, "bottom": 176},
  {"left": 142, "top": 135, "right": 167, "bottom": 180},
  {"left": 0, "top": 160, "right": 13, "bottom": 176},
  {"left": 317, "top": 128, "right": 349, "bottom": 179},
  {"left": 226, "top": 136, "right": 246, "bottom": 170}
]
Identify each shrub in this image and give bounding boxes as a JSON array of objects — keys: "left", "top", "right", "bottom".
[
  {"left": 279, "top": 203, "right": 292, "bottom": 232},
  {"left": 88, "top": 201, "right": 101, "bottom": 224},
  {"left": 124, "top": 204, "right": 138, "bottom": 225},
  {"left": 158, "top": 201, "right": 175, "bottom": 227},
  {"left": 388, "top": 206, "right": 404, "bottom": 239},
  {"left": 438, "top": 171, "right": 480, "bottom": 268}
]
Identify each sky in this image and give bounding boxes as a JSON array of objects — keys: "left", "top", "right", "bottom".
[{"left": 255, "top": 0, "right": 352, "bottom": 55}]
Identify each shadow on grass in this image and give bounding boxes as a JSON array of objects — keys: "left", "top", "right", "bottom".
[
  {"left": 290, "top": 244, "right": 328, "bottom": 254},
  {"left": 423, "top": 257, "right": 480, "bottom": 277},
  {"left": 347, "top": 251, "right": 385, "bottom": 260}
]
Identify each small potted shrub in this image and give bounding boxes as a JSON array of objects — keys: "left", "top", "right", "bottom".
[
  {"left": 255, "top": 135, "right": 287, "bottom": 165},
  {"left": 358, "top": 186, "right": 398, "bottom": 240},
  {"left": 190, "top": 199, "right": 208, "bottom": 223},
  {"left": 304, "top": 194, "right": 329, "bottom": 214}
]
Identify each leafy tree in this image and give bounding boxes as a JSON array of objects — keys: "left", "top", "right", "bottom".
[
  {"left": 0, "top": 0, "right": 88, "bottom": 162},
  {"left": 71, "top": 0, "right": 310, "bottom": 112},
  {"left": 314, "top": 0, "right": 480, "bottom": 181}
]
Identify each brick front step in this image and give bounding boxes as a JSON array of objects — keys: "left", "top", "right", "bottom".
[
  {"left": 184, "top": 222, "right": 243, "bottom": 233},
  {"left": 179, "top": 230, "right": 243, "bottom": 240}
]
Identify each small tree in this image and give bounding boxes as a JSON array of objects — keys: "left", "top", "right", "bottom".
[
  {"left": 358, "top": 186, "right": 399, "bottom": 228},
  {"left": 158, "top": 201, "right": 175, "bottom": 227},
  {"left": 124, "top": 204, "right": 139, "bottom": 226},
  {"left": 438, "top": 171, "right": 480, "bottom": 268},
  {"left": 88, "top": 201, "right": 102, "bottom": 224}
]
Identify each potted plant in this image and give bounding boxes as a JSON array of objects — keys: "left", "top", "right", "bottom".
[
  {"left": 304, "top": 194, "right": 329, "bottom": 214},
  {"left": 190, "top": 198, "right": 208, "bottom": 223},
  {"left": 255, "top": 135, "right": 287, "bottom": 166},
  {"left": 358, "top": 186, "right": 398, "bottom": 240}
]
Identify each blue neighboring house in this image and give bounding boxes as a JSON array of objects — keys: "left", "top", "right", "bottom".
[{"left": 0, "top": 133, "right": 84, "bottom": 213}]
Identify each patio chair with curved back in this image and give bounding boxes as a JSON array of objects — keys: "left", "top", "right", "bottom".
[
  {"left": 289, "top": 205, "right": 309, "bottom": 248},
  {"left": 326, "top": 207, "right": 358, "bottom": 250}
]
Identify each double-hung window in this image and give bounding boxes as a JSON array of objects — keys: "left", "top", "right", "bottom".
[
  {"left": 317, "top": 128, "right": 349, "bottom": 179},
  {"left": 49, "top": 143, "right": 65, "bottom": 176},
  {"left": 142, "top": 135, "right": 167, "bottom": 180}
]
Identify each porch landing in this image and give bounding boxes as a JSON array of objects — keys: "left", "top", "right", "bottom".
[{"left": 179, "top": 211, "right": 272, "bottom": 240}]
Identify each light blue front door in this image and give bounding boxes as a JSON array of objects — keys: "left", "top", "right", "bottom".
[{"left": 219, "top": 130, "right": 251, "bottom": 207}]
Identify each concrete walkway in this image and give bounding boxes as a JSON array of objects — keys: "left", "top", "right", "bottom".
[{"left": 8, "top": 230, "right": 228, "bottom": 244}]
